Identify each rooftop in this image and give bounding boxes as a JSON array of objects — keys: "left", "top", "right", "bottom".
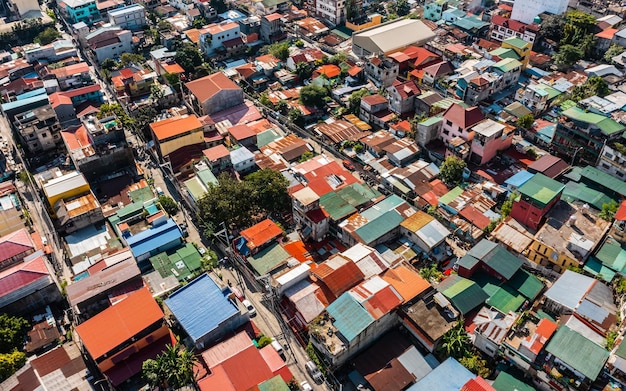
[
  {"left": 517, "top": 173, "right": 564, "bottom": 208},
  {"left": 562, "top": 106, "right": 626, "bottom": 135},
  {"left": 407, "top": 357, "right": 474, "bottom": 391},
  {"left": 436, "top": 275, "right": 488, "bottom": 315},
  {"left": 150, "top": 114, "right": 202, "bottom": 141},
  {"left": 545, "top": 326, "right": 609, "bottom": 380},
  {"left": 185, "top": 72, "right": 240, "bottom": 103}
]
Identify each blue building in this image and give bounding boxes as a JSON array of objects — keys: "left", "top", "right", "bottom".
[
  {"left": 63, "top": 0, "right": 101, "bottom": 25},
  {"left": 124, "top": 218, "right": 183, "bottom": 267},
  {"left": 164, "top": 274, "right": 248, "bottom": 350}
]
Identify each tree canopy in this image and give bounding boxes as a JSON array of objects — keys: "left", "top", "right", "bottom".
[
  {"left": 34, "top": 27, "right": 60, "bottom": 45},
  {"left": 571, "top": 75, "right": 610, "bottom": 101},
  {"left": 300, "top": 85, "right": 328, "bottom": 109},
  {"left": 175, "top": 43, "right": 203, "bottom": 73},
  {"left": 348, "top": 88, "right": 369, "bottom": 115},
  {"left": 293, "top": 62, "right": 313, "bottom": 81},
  {"left": 120, "top": 53, "right": 146, "bottom": 67},
  {"left": 553, "top": 45, "right": 584, "bottom": 71},
  {"left": 266, "top": 42, "right": 291, "bottom": 61},
  {"left": 605, "top": 44, "right": 626, "bottom": 63},
  {"left": 516, "top": 113, "right": 534, "bottom": 130},
  {"left": 158, "top": 195, "right": 180, "bottom": 215},
  {"left": 0, "top": 314, "right": 29, "bottom": 382},
  {"left": 142, "top": 343, "right": 197, "bottom": 390},
  {"left": 439, "top": 156, "right": 467, "bottom": 186}
]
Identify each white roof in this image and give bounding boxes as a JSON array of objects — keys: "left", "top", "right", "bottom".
[
  {"left": 416, "top": 220, "right": 450, "bottom": 249},
  {"left": 472, "top": 119, "right": 506, "bottom": 137},
  {"left": 543, "top": 270, "right": 595, "bottom": 310},
  {"left": 63, "top": 0, "right": 95, "bottom": 8},
  {"left": 275, "top": 263, "right": 310, "bottom": 287},
  {"left": 108, "top": 4, "right": 144, "bottom": 16},
  {"left": 43, "top": 171, "right": 88, "bottom": 198},
  {"left": 229, "top": 146, "right": 254, "bottom": 164},
  {"left": 585, "top": 64, "right": 623, "bottom": 77},
  {"left": 292, "top": 186, "right": 319, "bottom": 206},
  {"left": 353, "top": 19, "right": 435, "bottom": 55}
]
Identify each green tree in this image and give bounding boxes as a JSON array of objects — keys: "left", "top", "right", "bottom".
[
  {"left": 267, "top": 41, "right": 290, "bottom": 61},
  {"left": 439, "top": 156, "right": 467, "bottom": 187},
  {"left": 553, "top": 44, "right": 583, "bottom": 71},
  {"left": 192, "top": 16, "right": 208, "bottom": 29},
  {"left": 393, "top": 0, "right": 410, "bottom": 16},
  {"left": 163, "top": 72, "right": 182, "bottom": 92},
  {"left": 501, "top": 192, "right": 516, "bottom": 218},
  {"left": 600, "top": 200, "right": 619, "bottom": 221},
  {"left": 0, "top": 314, "right": 29, "bottom": 354},
  {"left": 142, "top": 343, "right": 198, "bottom": 390},
  {"left": 537, "top": 14, "right": 565, "bottom": 43},
  {"left": 120, "top": 53, "right": 146, "bottom": 67},
  {"left": 175, "top": 43, "right": 203, "bottom": 73},
  {"left": 259, "top": 92, "right": 274, "bottom": 109},
  {"left": 17, "top": 170, "right": 33, "bottom": 185},
  {"left": 328, "top": 52, "right": 347, "bottom": 65},
  {"left": 257, "top": 335, "right": 273, "bottom": 348},
  {"left": 419, "top": 264, "right": 443, "bottom": 282},
  {"left": 516, "top": 113, "right": 534, "bottom": 130},
  {"left": 293, "top": 61, "right": 313, "bottom": 81},
  {"left": 459, "top": 354, "right": 491, "bottom": 378},
  {"left": 211, "top": 0, "right": 227, "bottom": 13},
  {"left": 300, "top": 85, "right": 328, "bottom": 108},
  {"left": 288, "top": 108, "right": 305, "bottom": 127},
  {"left": 348, "top": 88, "right": 369, "bottom": 115},
  {"left": 0, "top": 350, "right": 26, "bottom": 382},
  {"left": 299, "top": 151, "right": 314, "bottom": 162},
  {"left": 33, "top": 27, "right": 60, "bottom": 45},
  {"left": 605, "top": 44, "right": 626, "bottom": 63},
  {"left": 197, "top": 173, "right": 256, "bottom": 229},
  {"left": 439, "top": 321, "right": 470, "bottom": 358},
  {"left": 157, "top": 195, "right": 180, "bottom": 215},
  {"left": 101, "top": 58, "right": 119, "bottom": 71},
  {"left": 275, "top": 100, "right": 288, "bottom": 115},
  {"left": 245, "top": 168, "right": 291, "bottom": 216},
  {"left": 157, "top": 20, "right": 173, "bottom": 31}
]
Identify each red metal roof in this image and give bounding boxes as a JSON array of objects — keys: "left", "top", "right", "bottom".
[
  {"left": 460, "top": 377, "right": 496, "bottom": 391},
  {"left": 615, "top": 200, "right": 626, "bottom": 221},
  {"left": 313, "top": 257, "right": 364, "bottom": 299},
  {"left": 303, "top": 161, "right": 360, "bottom": 197},
  {"left": 443, "top": 103, "right": 484, "bottom": 130},
  {"left": 75, "top": 287, "right": 164, "bottom": 359},
  {"left": 460, "top": 205, "right": 491, "bottom": 230},
  {"left": 203, "top": 144, "right": 230, "bottom": 161},
  {"left": 228, "top": 124, "right": 256, "bottom": 141},
  {"left": 0, "top": 228, "right": 35, "bottom": 263},
  {"left": 595, "top": 28, "right": 618, "bottom": 40},
  {"left": 59, "top": 84, "right": 101, "bottom": 98},
  {"left": 0, "top": 255, "right": 50, "bottom": 298},
  {"left": 240, "top": 219, "right": 283, "bottom": 250}
]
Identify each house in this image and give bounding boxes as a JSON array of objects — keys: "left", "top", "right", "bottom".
[
  {"left": 352, "top": 19, "right": 436, "bottom": 58},
  {"left": 527, "top": 154, "right": 570, "bottom": 179},
  {"left": 164, "top": 274, "right": 248, "bottom": 350},
  {"left": 49, "top": 92, "right": 77, "bottom": 127},
  {"left": 435, "top": 274, "right": 488, "bottom": 315},
  {"left": 62, "top": 0, "right": 100, "bottom": 24},
  {"left": 387, "top": 80, "right": 421, "bottom": 115},
  {"left": 309, "top": 276, "right": 403, "bottom": 368},
  {"left": 237, "top": 219, "right": 283, "bottom": 255},
  {"left": 544, "top": 326, "right": 609, "bottom": 387},
  {"left": 42, "top": 62, "right": 91, "bottom": 91},
  {"left": 501, "top": 316, "right": 557, "bottom": 370},
  {"left": 400, "top": 211, "right": 450, "bottom": 253},
  {"left": 0, "top": 227, "right": 36, "bottom": 271},
  {"left": 66, "top": 255, "right": 141, "bottom": 319},
  {"left": 365, "top": 57, "right": 399, "bottom": 88},
  {"left": 124, "top": 219, "right": 183, "bottom": 266},
  {"left": 490, "top": 15, "right": 538, "bottom": 44},
  {"left": 230, "top": 146, "right": 256, "bottom": 172},
  {"left": 469, "top": 119, "right": 514, "bottom": 165},
  {"left": 500, "top": 37, "right": 532, "bottom": 69},
  {"left": 260, "top": 13, "right": 284, "bottom": 42},
  {"left": 54, "top": 191, "right": 104, "bottom": 234},
  {"left": 421, "top": 61, "right": 454, "bottom": 86},
  {"left": 611, "top": 200, "right": 626, "bottom": 243},
  {"left": 543, "top": 270, "right": 617, "bottom": 336},
  {"left": 13, "top": 104, "right": 62, "bottom": 154},
  {"left": 260, "top": 0, "right": 289, "bottom": 14},
  {"left": 361, "top": 130, "right": 396, "bottom": 157},
  {"left": 313, "top": 0, "right": 345, "bottom": 25},
  {"left": 203, "top": 144, "right": 232, "bottom": 173},
  {"left": 424, "top": 0, "right": 448, "bottom": 21},
  {"left": 526, "top": 201, "right": 610, "bottom": 273},
  {"left": 0, "top": 252, "right": 62, "bottom": 315},
  {"left": 197, "top": 331, "right": 293, "bottom": 391},
  {"left": 311, "top": 254, "right": 364, "bottom": 301},
  {"left": 150, "top": 114, "right": 206, "bottom": 174},
  {"left": 292, "top": 187, "right": 329, "bottom": 242},
  {"left": 85, "top": 26, "right": 132, "bottom": 63},
  {"left": 440, "top": 103, "right": 484, "bottom": 146},
  {"left": 75, "top": 287, "right": 171, "bottom": 387},
  {"left": 407, "top": 358, "right": 475, "bottom": 391},
  {"left": 108, "top": 4, "right": 146, "bottom": 30},
  {"left": 39, "top": 170, "right": 90, "bottom": 217},
  {"left": 199, "top": 21, "right": 243, "bottom": 57},
  {"left": 185, "top": 72, "right": 244, "bottom": 116},
  {"left": 228, "top": 124, "right": 257, "bottom": 148},
  {"left": 510, "top": 0, "right": 568, "bottom": 25},
  {"left": 471, "top": 307, "right": 517, "bottom": 358},
  {"left": 515, "top": 82, "right": 561, "bottom": 114},
  {"left": 111, "top": 67, "right": 158, "bottom": 101},
  {"left": 509, "top": 173, "right": 564, "bottom": 230},
  {"left": 359, "top": 94, "right": 390, "bottom": 126}
]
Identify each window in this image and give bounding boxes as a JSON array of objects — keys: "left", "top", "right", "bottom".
[{"left": 446, "top": 120, "right": 452, "bottom": 126}]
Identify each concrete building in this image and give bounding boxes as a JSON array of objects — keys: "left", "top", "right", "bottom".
[
  {"left": 260, "top": 13, "right": 284, "bottom": 43},
  {"left": 150, "top": 114, "right": 205, "bottom": 174},
  {"left": 13, "top": 104, "right": 62, "bottom": 154},
  {"left": 490, "top": 15, "right": 538, "bottom": 44},
  {"left": 86, "top": 26, "right": 133, "bottom": 63},
  {"left": 314, "top": 0, "right": 346, "bottom": 25},
  {"left": 511, "top": 0, "right": 568, "bottom": 25},
  {"left": 424, "top": 0, "right": 447, "bottom": 22},
  {"left": 38, "top": 170, "right": 90, "bottom": 217},
  {"left": 440, "top": 103, "right": 484, "bottom": 146},
  {"left": 23, "top": 40, "right": 78, "bottom": 64},
  {"left": 352, "top": 19, "right": 436, "bottom": 58},
  {"left": 509, "top": 173, "right": 564, "bottom": 231},
  {"left": 469, "top": 119, "right": 514, "bottom": 165},
  {"left": 199, "top": 21, "right": 241, "bottom": 57},
  {"left": 365, "top": 57, "right": 399, "bottom": 88},
  {"left": 108, "top": 4, "right": 147, "bottom": 30},
  {"left": 185, "top": 72, "right": 244, "bottom": 115},
  {"left": 598, "top": 141, "right": 626, "bottom": 181},
  {"left": 62, "top": 0, "right": 100, "bottom": 24},
  {"left": 54, "top": 191, "right": 104, "bottom": 234}
]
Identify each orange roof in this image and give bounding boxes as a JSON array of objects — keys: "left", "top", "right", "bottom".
[
  {"left": 228, "top": 124, "right": 256, "bottom": 141},
  {"left": 150, "top": 115, "right": 202, "bottom": 141},
  {"left": 48, "top": 92, "right": 72, "bottom": 108},
  {"left": 185, "top": 72, "right": 240, "bottom": 103},
  {"left": 282, "top": 240, "right": 314, "bottom": 263},
  {"left": 75, "top": 287, "right": 164, "bottom": 359},
  {"left": 61, "top": 125, "right": 91, "bottom": 151},
  {"left": 316, "top": 64, "right": 341, "bottom": 79},
  {"left": 205, "top": 21, "right": 239, "bottom": 35},
  {"left": 313, "top": 256, "right": 364, "bottom": 299},
  {"left": 163, "top": 63, "right": 185, "bottom": 74},
  {"left": 240, "top": 219, "right": 283, "bottom": 250},
  {"left": 460, "top": 377, "right": 495, "bottom": 391},
  {"left": 50, "top": 62, "right": 89, "bottom": 78},
  {"left": 381, "top": 264, "right": 430, "bottom": 302},
  {"left": 264, "top": 13, "right": 282, "bottom": 21},
  {"left": 595, "top": 28, "right": 618, "bottom": 40},
  {"left": 185, "top": 28, "right": 201, "bottom": 43},
  {"left": 203, "top": 144, "right": 230, "bottom": 161}
]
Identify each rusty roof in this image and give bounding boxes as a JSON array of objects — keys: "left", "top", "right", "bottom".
[
  {"left": 150, "top": 114, "right": 202, "bottom": 141},
  {"left": 185, "top": 72, "right": 240, "bottom": 103},
  {"left": 240, "top": 219, "right": 283, "bottom": 250}
]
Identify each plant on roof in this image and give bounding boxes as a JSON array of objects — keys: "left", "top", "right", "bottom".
[
  {"left": 419, "top": 263, "right": 443, "bottom": 282},
  {"left": 605, "top": 44, "right": 626, "bottom": 64},
  {"left": 142, "top": 343, "right": 198, "bottom": 390},
  {"left": 516, "top": 114, "right": 534, "bottom": 130},
  {"left": 348, "top": 88, "right": 369, "bottom": 116},
  {"left": 439, "top": 320, "right": 470, "bottom": 359},
  {"left": 607, "top": 330, "right": 618, "bottom": 350},
  {"left": 257, "top": 335, "right": 273, "bottom": 348},
  {"left": 599, "top": 200, "right": 619, "bottom": 221}
]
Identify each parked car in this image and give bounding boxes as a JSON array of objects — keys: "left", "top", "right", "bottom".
[
  {"left": 300, "top": 380, "right": 313, "bottom": 390},
  {"left": 242, "top": 299, "right": 256, "bottom": 317},
  {"left": 342, "top": 159, "right": 355, "bottom": 170},
  {"left": 270, "top": 338, "right": 285, "bottom": 357},
  {"left": 305, "top": 361, "right": 324, "bottom": 384}
]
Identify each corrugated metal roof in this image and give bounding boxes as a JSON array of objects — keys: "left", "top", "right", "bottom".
[
  {"left": 355, "top": 210, "right": 405, "bottom": 244},
  {"left": 165, "top": 274, "right": 241, "bottom": 342},
  {"left": 126, "top": 219, "right": 182, "bottom": 258},
  {"left": 480, "top": 244, "right": 523, "bottom": 280},
  {"left": 544, "top": 270, "right": 595, "bottom": 310},
  {"left": 416, "top": 220, "right": 450, "bottom": 250},
  {"left": 545, "top": 326, "right": 609, "bottom": 380},
  {"left": 407, "top": 358, "right": 474, "bottom": 391},
  {"left": 507, "top": 269, "right": 543, "bottom": 300},
  {"left": 517, "top": 173, "right": 564, "bottom": 208},
  {"left": 400, "top": 211, "right": 433, "bottom": 233},
  {"left": 438, "top": 275, "right": 488, "bottom": 315},
  {"left": 247, "top": 243, "right": 291, "bottom": 275},
  {"left": 327, "top": 293, "right": 374, "bottom": 342},
  {"left": 492, "top": 372, "right": 535, "bottom": 391}
]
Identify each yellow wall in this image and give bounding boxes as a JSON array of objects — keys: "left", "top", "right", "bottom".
[
  {"left": 527, "top": 240, "right": 577, "bottom": 273},
  {"left": 501, "top": 40, "right": 531, "bottom": 69},
  {"left": 97, "top": 325, "right": 169, "bottom": 373},
  {"left": 46, "top": 183, "right": 91, "bottom": 218},
  {"left": 158, "top": 128, "right": 205, "bottom": 157},
  {"left": 346, "top": 14, "right": 383, "bottom": 32}
]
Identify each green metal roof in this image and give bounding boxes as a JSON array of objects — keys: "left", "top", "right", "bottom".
[
  {"left": 535, "top": 84, "right": 561, "bottom": 100},
  {"left": 467, "top": 239, "right": 498, "bottom": 259},
  {"left": 420, "top": 115, "right": 443, "bottom": 126},
  {"left": 258, "top": 376, "right": 290, "bottom": 391},
  {"left": 327, "top": 293, "right": 374, "bottom": 342},
  {"left": 504, "top": 102, "right": 531, "bottom": 118},
  {"left": 116, "top": 202, "right": 144, "bottom": 221},
  {"left": 493, "top": 372, "right": 536, "bottom": 391},
  {"left": 615, "top": 339, "right": 626, "bottom": 359},
  {"left": 492, "top": 58, "right": 522, "bottom": 73},
  {"left": 355, "top": 210, "right": 405, "bottom": 244},
  {"left": 248, "top": 242, "right": 291, "bottom": 275},
  {"left": 481, "top": 245, "right": 523, "bottom": 280},
  {"left": 562, "top": 107, "right": 626, "bottom": 135},
  {"left": 562, "top": 181, "right": 614, "bottom": 210},
  {"left": 583, "top": 257, "right": 617, "bottom": 283},
  {"left": 581, "top": 166, "right": 626, "bottom": 198},
  {"left": 149, "top": 243, "right": 202, "bottom": 282},
  {"left": 559, "top": 100, "right": 577, "bottom": 111},
  {"left": 184, "top": 177, "right": 206, "bottom": 202},
  {"left": 129, "top": 187, "right": 154, "bottom": 203},
  {"left": 503, "top": 37, "right": 531, "bottom": 49},
  {"left": 257, "top": 129, "right": 282, "bottom": 147},
  {"left": 489, "top": 48, "right": 520, "bottom": 60},
  {"left": 319, "top": 183, "right": 381, "bottom": 221},
  {"left": 536, "top": 310, "right": 556, "bottom": 322},
  {"left": 486, "top": 286, "right": 525, "bottom": 313},
  {"left": 517, "top": 173, "right": 565, "bottom": 208},
  {"left": 507, "top": 269, "right": 544, "bottom": 300},
  {"left": 453, "top": 15, "right": 489, "bottom": 31},
  {"left": 456, "top": 254, "right": 480, "bottom": 270},
  {"left": 438, "top": 275, "right": 488, "bottom": 315},
  {"left": 596, "top": 237, "right": 626, "bottom": 272},
  {"left": 545, "top": 326, "right": 609, "bottom": 380},
  {"left": 197, "top": 169, "right": 218, "bottom": 188},
  {"left": 439, "top": 186, "right": 464, "bottom": 205}
]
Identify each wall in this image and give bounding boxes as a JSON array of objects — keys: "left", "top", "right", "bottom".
[
  {"left": 201, "top": 89, "right": 244, "bottom": 115},
  {"left": 0, "top": 279, "right": 62, "bottom": 316},
  {"left": 97, "top": 324, "right": 170, "bottom": 372},
  {"left": 346, "top": 14, "right": 382, "bottom": 32},
  {"left": 78, "top": 147, "right": 134, "bottom": 182},
  {"left": 157, "top": 129, "right": 205, "bottom": 157}
]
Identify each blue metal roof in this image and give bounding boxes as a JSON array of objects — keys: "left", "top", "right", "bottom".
[
  {"left": 1, "top": 94, "right": 48, "bottom": 112},
  {"left": 407, "top": 358, "right": 474, "bottom": 391},
  {"left": 327, "top": 294, "right": 373, "bottom": 342},
  {"left": 504, "top": 170, "right": 534, "bottom": 188},
  {"left": 126, "top": 219, "right": 182, "bottom": 257},
  {"left": 16, "top": 87, "right": 46, "bottom": 100},
  {"left": 165, "top": 274, "right": 240, "bottom": 341}
]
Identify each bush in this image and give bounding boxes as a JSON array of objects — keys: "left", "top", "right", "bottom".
[{"left": 257, "top": 335, "right": 272, "bottom": 348}]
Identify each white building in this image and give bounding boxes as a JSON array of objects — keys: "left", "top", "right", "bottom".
[
  {"left": 510, "top": 0, "right": 568, "bottom": 25},
  {"left": 199, "top": 21, "right": 241, "bottom": 56},
  {"left": 108, "top": 4, "right": 147, "bottom": 30},
  {"left": 315, "top": 0, "right": 345, "bottom": 26},
  {"left": 23, "top": 40, "right": 78, "bottom": 64},
  {"left": 352, "top": 19, "right": 436, "bottom": 57},
  {"left": 86, "top": 26, "right": 133, "bottom": 63},
  {"left": 598, "top": 143, "right": 626, "bottom": 181},
  {"left": 230, "top": 146, "right": 256, "bottom": 172}
]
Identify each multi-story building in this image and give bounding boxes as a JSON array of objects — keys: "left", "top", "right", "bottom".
[
  {"left": 490, "top": 15, "right": 538, "bottom": 44},
  {"left": 509, "top": 173, "right": 564, "bottom": 231},
  {"left": 515, "top": 82, "right": 561, "bottom": 114},
  {"left": 456, "top": 58, "right": 522, "bottom": 105},
  {"left": 598, "top": 140, "right": 626, "bottom": 181},
  {"left": 185, "top": 72, "right": 244, "bottom": 116},
  {"left": 23, "top": 40, "right": 78, "bottom": 64},
  {"left": 292, "top": 187, "right": 330, "bottom": 241},
  {"left": 108, "top": 4, "right": 147, "bottom": 30},
  {"left": 54, "top": 191, "right": 104, "bottom": 234},
  {"left": 260, "top": 13, "right": 285, "bottom": 43},
  {"left": 85, "top": 26, "right": 133, "bottom": 63},
  {"left": 13, "top": 104, "right": 62, "bottom": 153},
  {"left": 440, "top": 103, "right": 484, "bottom": 146},
  {"left": 553, "top": 107, "right": 626, "bottom": 167},
  {"left": 511, "top": 0, "right": 568, "bottom": 25},
  {"left": 424, "top": 0, "right": 448, "bottom": 21},
  {"left": 62, "top": 0, "right": 100, "bottom": 24},
  {"left": 150, "top": 114, "right": 206, "bottom": 175},
  {"left": 314, "top": 0, "right": 346, "bottom": 26},
  {"left": 365, "top": 57, "right": 399, "bottom": 88},
  {"left": 199, "top": 21, "right": 241, "bottom": 57},
  {"left": 469, "top": 119, "right": 514, "bottom": 165},
  {"left": 500, "top": 37, "right": 532, "bottom": 69}
]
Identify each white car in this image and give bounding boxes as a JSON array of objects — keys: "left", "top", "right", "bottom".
[
  {"left": 242, "top": 299, "right": 256, "bottom": 317},
  {"left": 300, "top": 381, "right": 313, "bottom": 391}
]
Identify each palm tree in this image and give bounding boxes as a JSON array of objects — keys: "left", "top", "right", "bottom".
[
  {"left": 142, "top": 343, "right": 199, "bottom": 390},
  {"left": 440, "top": 321, "right": 470, "bottom": 359}
]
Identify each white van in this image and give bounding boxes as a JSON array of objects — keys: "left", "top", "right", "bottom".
[
  {"left": 305, "top": 361, "right": 324, "bottom": 384},
  {"left": 270, "top": 339, "right": 284, "bottom": 357},
  {"left": 242, "top": 299, "right": 256, "bottom": 317}
]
